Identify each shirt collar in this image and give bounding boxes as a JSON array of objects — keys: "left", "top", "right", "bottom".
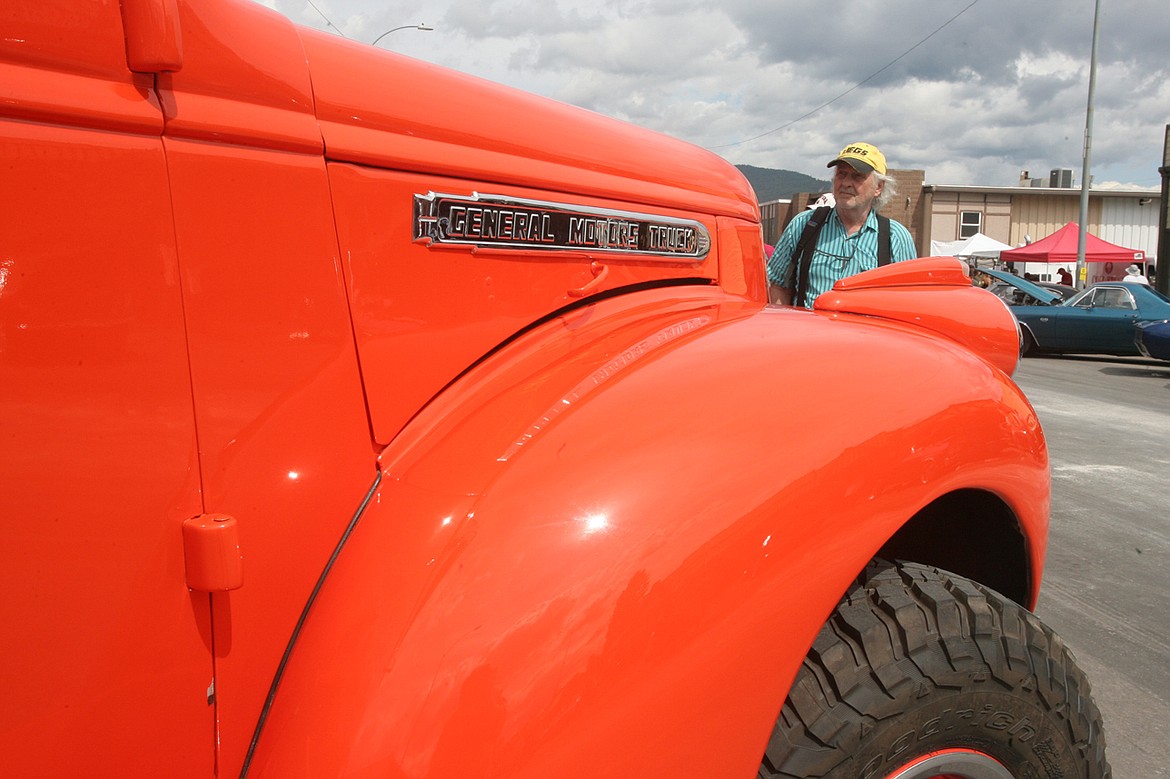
[{"left": 830, "top": 207, "right": 879, "bottom": 235}]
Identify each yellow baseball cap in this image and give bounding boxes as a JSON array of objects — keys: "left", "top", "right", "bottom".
[{"left": 827, "top": 142, "right": 887, "bottom": 175}]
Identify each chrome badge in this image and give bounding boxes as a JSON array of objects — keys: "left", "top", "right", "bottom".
[{"left": 414, "top": 192, "right": 710, "bottom": 260}]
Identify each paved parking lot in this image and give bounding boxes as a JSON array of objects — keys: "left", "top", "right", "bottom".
[{"left": 1012, "top": 354, "right": 1170, "bottom": 778}]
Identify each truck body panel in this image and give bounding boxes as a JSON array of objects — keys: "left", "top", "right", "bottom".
[
  {"left": 0, "top": 1, "right": 1062, "bottom": 777},
  {"left": 0, "top": 103, "right": 211, "bottom": 776}
]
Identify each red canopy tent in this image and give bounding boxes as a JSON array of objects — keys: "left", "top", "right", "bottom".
[{"left": 998, "top": 222, "right": 1144, "bottom": 263}]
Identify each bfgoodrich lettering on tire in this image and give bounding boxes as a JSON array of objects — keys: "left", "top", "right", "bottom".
[{"left": 758, "top": 560, "right": 1110, "bottom": 779}]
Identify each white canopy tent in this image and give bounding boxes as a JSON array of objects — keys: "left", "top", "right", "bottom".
[
  {"left": 929, "top": 238, "right": 965, "bottom": 256},
  {"left": 930, "top": 232, "right": 1013, "bottom": 260}
]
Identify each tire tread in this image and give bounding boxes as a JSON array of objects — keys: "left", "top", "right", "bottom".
[{"left": 758, "top": 560, "right": 1110, "bottom": 778}]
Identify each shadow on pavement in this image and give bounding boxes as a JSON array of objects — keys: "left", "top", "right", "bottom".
[{"left": 1022, "top": 353, "right": 1170, "bottom": 381}]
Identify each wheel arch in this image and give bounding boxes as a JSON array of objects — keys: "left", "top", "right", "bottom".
[
  {"left": 878, "top": 488, "right": 1033, "bottom": 606},
  {"left": 1018, "top": 320, "right": 1041, "bottom": 354}
]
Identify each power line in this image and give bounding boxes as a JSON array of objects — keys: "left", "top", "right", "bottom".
[
  {"left": 305, "top": 0, "right": 348, "bottom": 38},
  {"left": 711, "top": 0, "right": 981, "bottom": 150}
]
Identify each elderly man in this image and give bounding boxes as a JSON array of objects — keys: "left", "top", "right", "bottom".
[{"left": 768, "top": 142, "right": 916, "bottom": 308}]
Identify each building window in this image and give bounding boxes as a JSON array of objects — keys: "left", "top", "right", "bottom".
[{"left": 959, "top": 210, "right": 982, "bottom": 239}]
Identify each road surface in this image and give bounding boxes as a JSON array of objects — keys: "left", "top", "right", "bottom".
[{"left": 1013, "top": 354, "right": 1170, "bottom": 778}]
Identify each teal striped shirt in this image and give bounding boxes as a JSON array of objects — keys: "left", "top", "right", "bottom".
[{"left": 767, "top": 208, "right": 917, "bottom": 308}]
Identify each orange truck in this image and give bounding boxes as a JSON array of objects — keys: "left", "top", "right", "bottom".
[{"left": 0, "top": 1, "right": 1108, "bottom": 777}]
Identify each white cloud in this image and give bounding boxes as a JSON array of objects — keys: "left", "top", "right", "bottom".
[{"left": 262, "top": 0, "right": 1170, "bottom": 189}]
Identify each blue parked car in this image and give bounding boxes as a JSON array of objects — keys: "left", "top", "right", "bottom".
[
  {"left": 1136, "top": 319, "right": 1170, "bottom": 360},
  {"left": 982, "top": 271, "right": 1170, "bottom": 356}
]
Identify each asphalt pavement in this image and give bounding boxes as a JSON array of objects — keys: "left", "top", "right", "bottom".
[{"left": 1012, "top": 354, "right": 1170, "bottom": 779}]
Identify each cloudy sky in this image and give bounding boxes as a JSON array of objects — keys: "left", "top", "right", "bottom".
[{"left": 262, "top": 0, "right": 1168, "bottom": 190}]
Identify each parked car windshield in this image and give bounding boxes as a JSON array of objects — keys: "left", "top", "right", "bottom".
[{"left": 1038, "top": 283, "right": 1077, "bottom": 300}]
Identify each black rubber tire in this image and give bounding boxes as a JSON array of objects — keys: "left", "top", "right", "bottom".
[{"left": 758, "top": 560, "right": 1110, "bottom": 779}]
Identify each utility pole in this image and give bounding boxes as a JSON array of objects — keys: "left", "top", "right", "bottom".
[
  {"left": 1158, "top": 124, "right": 1170, "bottom": 296},
  {"left": 1076, "top": 0, "right": 1102, "bottom": 290}
]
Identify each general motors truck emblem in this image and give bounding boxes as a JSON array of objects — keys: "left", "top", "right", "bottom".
[{"left": 414, "top": 192, "right": 711, "bottom": 260}]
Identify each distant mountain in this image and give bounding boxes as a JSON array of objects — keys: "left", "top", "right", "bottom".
[{"left": 736, "top": 165, "right": 831, "bottom": 202}]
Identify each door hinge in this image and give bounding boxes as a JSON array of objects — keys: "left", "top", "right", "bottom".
[
  {"left": 119, "top": 0, "right": 183, "bottom": 73},
  {"left": 182, "top": 513, "right": 243, "bottom": 592}
]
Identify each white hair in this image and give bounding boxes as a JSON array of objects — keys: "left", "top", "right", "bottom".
[{"left": 873, "top": 172, "right": 897, "bottom": 211}]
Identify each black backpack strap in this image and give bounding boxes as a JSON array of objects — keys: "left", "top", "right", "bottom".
[
  {"left": 791, "top": 206, "right": 832, "bottom": 307},
  {"left": 877, "top": 214, "right": 891, "bottom": 266}
]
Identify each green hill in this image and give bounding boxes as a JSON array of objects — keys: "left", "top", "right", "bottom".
[{"left": 736, "top": 165, "right": 831, "bottom": 202}]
